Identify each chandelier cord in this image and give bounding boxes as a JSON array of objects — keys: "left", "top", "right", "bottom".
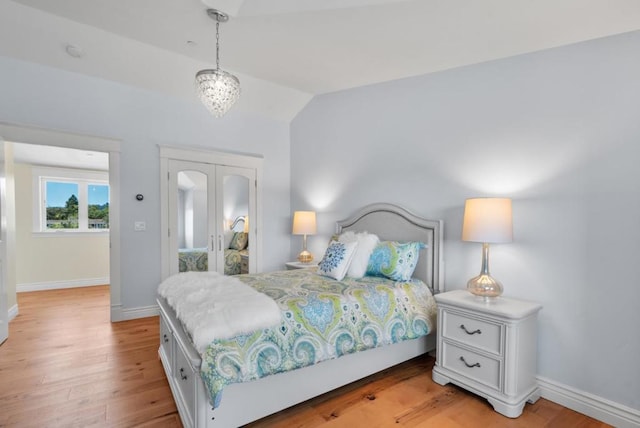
[{"left": 215, "top": 20, "right": 220, "bottom": 71}]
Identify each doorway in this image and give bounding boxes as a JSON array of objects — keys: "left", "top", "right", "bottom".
[
  {"left": 13, "top": 143, "right": 110, "bottom": 294},
  {"left": 0, "top": 123, "right": 121, "bottom": 330}
]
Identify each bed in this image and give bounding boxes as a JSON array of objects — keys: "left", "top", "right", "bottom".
[{"left": 157, "top": 203, "right": 444, "bottom": 427}]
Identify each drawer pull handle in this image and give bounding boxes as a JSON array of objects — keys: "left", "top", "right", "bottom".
[
  {"left": 180, "top": 368, "right": 188, "bottom": 380},
  {"left": 460, "top": 324, "right": 481, "bottom": 335},
  {"left": 163, "top": 334, "right": 169, "bottom": 343},
  {"left": 460, "top": 356, "right": 481, "bottom": 368}
]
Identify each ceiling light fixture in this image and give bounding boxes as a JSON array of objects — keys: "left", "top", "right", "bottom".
[{"left": 195, "top": 9, "right": 240, "bottom": 118}]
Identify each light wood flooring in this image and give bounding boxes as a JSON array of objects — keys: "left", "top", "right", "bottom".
[{"left": 0, "top": 286, "right": 610, "bottom": 427}]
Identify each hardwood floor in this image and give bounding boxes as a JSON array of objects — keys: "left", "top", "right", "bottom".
[
  {"left": 0, "top": 286, "right": 610, "bottom": 428},
  {"left": 0, "top": 286, "right": 180, "bottom": 428}
]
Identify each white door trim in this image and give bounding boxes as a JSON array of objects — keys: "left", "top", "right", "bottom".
[{"left": 0, "top": 139, "right": 9, "bottom": 345}]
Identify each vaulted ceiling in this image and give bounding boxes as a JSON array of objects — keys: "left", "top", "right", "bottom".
[{"left": 3, "top": 0, "right": 640, "bottom": 121}]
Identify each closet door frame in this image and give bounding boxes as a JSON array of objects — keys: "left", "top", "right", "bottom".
[{"left": 159, "top": 146, "right": 263, "bottom": 280}]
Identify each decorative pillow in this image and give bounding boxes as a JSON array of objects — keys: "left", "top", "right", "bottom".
[
  {"left": 229, "top": 232, "right": 248, "bottom": 250},
  {"left": 366, "top": 241, "right": 426, "bottom": 281},
  {"left": 317, "top": 240, "right": 358, "bottom": 281},
  {"left": 339, "top": 231, "right": 380, "bottom": 279},
  {"left": 328, "top": 233, "right": 340, "bottom": 246}
]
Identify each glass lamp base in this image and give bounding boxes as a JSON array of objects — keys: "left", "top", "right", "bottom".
[
  {"left": 297, "top": 250, "right": 313, "bottom": 264},
  {"left": 467, "top": 274, "right": 503, "bottom": 300}
]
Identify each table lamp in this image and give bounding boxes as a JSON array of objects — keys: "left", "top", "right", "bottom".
[
  {"left": 462, "top": 198, "right": 513, "bottom": 299},
  {"left": 292, "top": 211, "right": 317, "bottom": 263}
]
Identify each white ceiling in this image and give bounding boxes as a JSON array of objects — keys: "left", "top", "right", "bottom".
[
  {"left": 3, "top": 0, "right": 640, "bottom": 120},
  {"left": 12, "top": 143, "right": 109, "bottom": 171}
]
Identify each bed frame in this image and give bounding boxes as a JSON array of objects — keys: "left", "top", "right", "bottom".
[{"left": 157, "top": 203, "right": 444, "bottom": 427}]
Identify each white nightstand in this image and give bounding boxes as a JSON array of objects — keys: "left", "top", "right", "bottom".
[
  {"left": 432, "top": 290, "right": 542, "bottom": 418},
  {"left": 285, "top": 261, "right": 318, "bottom": 270}
]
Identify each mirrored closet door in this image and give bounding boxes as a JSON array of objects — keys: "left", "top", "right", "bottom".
[
  {"left": 160, "top": 147, "right": 262, "bottom": 280},
  {"left": 168, "top": 160, "right": 216, "bottom": 275},
  {"left": 215, "top": 166, "right": 256, "bottom": 276}
]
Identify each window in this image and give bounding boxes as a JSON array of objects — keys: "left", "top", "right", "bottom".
[
  {"left": 33, "top": 167, "right": 109, "bottom": 233},
  {"left": 88, "top": 184, "right": 109, "bottom": 229}
]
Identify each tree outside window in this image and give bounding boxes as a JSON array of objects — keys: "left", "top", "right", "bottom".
[
  {"left": 46, "top": 182, "right": 79, "bottom": 229},
  {"left": 88, "top": 184, "right": 109, "bottom": 229},
  {"left": 40, "top": 174, "right": 109, "bottom": 232}
]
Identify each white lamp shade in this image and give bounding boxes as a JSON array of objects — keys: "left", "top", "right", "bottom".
[
  {"left": 292, "top": 211, "right": 317, "bottom": 235},
  {"left": 462, "top": 198, "right": 513, "bottom": 244}
]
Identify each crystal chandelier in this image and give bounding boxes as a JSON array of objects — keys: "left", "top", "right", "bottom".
[{"left": 195, "top": 9, "right": 240, "bottom": 117}]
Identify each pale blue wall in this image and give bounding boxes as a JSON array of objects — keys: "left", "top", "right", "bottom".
[
  {"left": 291, "top": 31, "right": 640, "bottom": 411},
  {"left": 0, "top": 56, "right": 292, "bottom": 309}
]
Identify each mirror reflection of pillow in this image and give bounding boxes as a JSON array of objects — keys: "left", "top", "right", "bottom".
[
  {"left": 224, "top": 230, "right": 234, "bottom": 249},
  {"left": 229, "top": 232, "right": 248, "bottom": 250},
  {"left": 339, "top": 231, "right": 379, "bottom": 278}
]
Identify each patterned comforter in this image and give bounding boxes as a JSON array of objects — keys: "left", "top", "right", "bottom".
[{"left": 199, "top": 269, "right": 437, "bottom": 408}]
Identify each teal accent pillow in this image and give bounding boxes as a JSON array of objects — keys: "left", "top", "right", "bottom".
[
  {"left": 366, "top": 241, "right": 426, "bottom": 281},
  {"left": 317, "top": 240, "right": 358, "bottom": 281}
]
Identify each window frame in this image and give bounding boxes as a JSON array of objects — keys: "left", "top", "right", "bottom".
[{"left": 32, "top": 166, "right": 109, "bottom": 235}]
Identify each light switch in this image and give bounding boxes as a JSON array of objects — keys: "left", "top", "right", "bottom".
[{"left": 134, "top": 221, "right": 146, "bottom": 231}]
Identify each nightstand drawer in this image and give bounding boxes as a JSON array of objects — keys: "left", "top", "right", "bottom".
[
  {"left": 441, "top": 341, "right": 501, "bottom": 391},
  {"left": 443, "top": 311, "right": 502, "bottom": 355}
]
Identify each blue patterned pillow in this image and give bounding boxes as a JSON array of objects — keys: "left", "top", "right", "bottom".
[
  {"left": 317, "top": 240, "right": 358, "bottom": 281},
  {"left": 366, "top": 241, "right": 426, "bottom": 281}
]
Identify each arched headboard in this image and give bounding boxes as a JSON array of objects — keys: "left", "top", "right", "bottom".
[{"left": 336, "top": 203, "right": 444, "bottom": 294}]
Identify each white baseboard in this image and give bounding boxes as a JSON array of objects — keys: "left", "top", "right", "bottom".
[
  {"left": 110, "top": 303, "right": 123, "bottom": 322},
  {"left": 112, "top": 304, "right": 159, "bottom": 321},
  {"left": 538, "top": 376, "right": 640, "bottom": 428},
  {"left": 17, "top": 277, "right": 110, "bottom": 293},
  {"left": 8, "top": 303, "right": 18, "bottom": 321}
]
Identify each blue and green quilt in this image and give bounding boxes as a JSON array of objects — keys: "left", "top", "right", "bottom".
[{"left": 199, "top": 269, "right": 437, "bottom": 408}]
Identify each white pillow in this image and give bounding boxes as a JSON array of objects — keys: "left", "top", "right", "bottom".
[
  {"left": 317, "top": 240, "right": 358, "bottom": 281},
  {"left": 339, "top": 231, "right": 380, "bottom": 278}
]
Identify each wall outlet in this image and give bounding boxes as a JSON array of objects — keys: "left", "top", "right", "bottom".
[{"left": 134, "top": 221, "right": 146, "bottom": 231}]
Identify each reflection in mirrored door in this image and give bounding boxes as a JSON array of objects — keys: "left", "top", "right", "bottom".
[
  {"left": 161, "top": 147, "right": 262, "bottom": 280},
  {"left": 217, "top": 166, "right": 255, "bottom": 275},
  {"left": 168, "top": 160, "right": 216, "bottom": 276},
  {"left": 176, "top": 169, "right": 213, "bottom": 274},
  {"left": 167, "top": 159, "right": 257, "bottom": 277}
]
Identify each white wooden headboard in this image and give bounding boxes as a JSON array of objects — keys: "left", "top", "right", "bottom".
[{"left": 336, "top": 203, "right": 444, "bottom": 294}]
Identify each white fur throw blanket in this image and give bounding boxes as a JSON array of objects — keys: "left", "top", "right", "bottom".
[{"left": 158, "top": 272, "right": 281, "bottom": 354}]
